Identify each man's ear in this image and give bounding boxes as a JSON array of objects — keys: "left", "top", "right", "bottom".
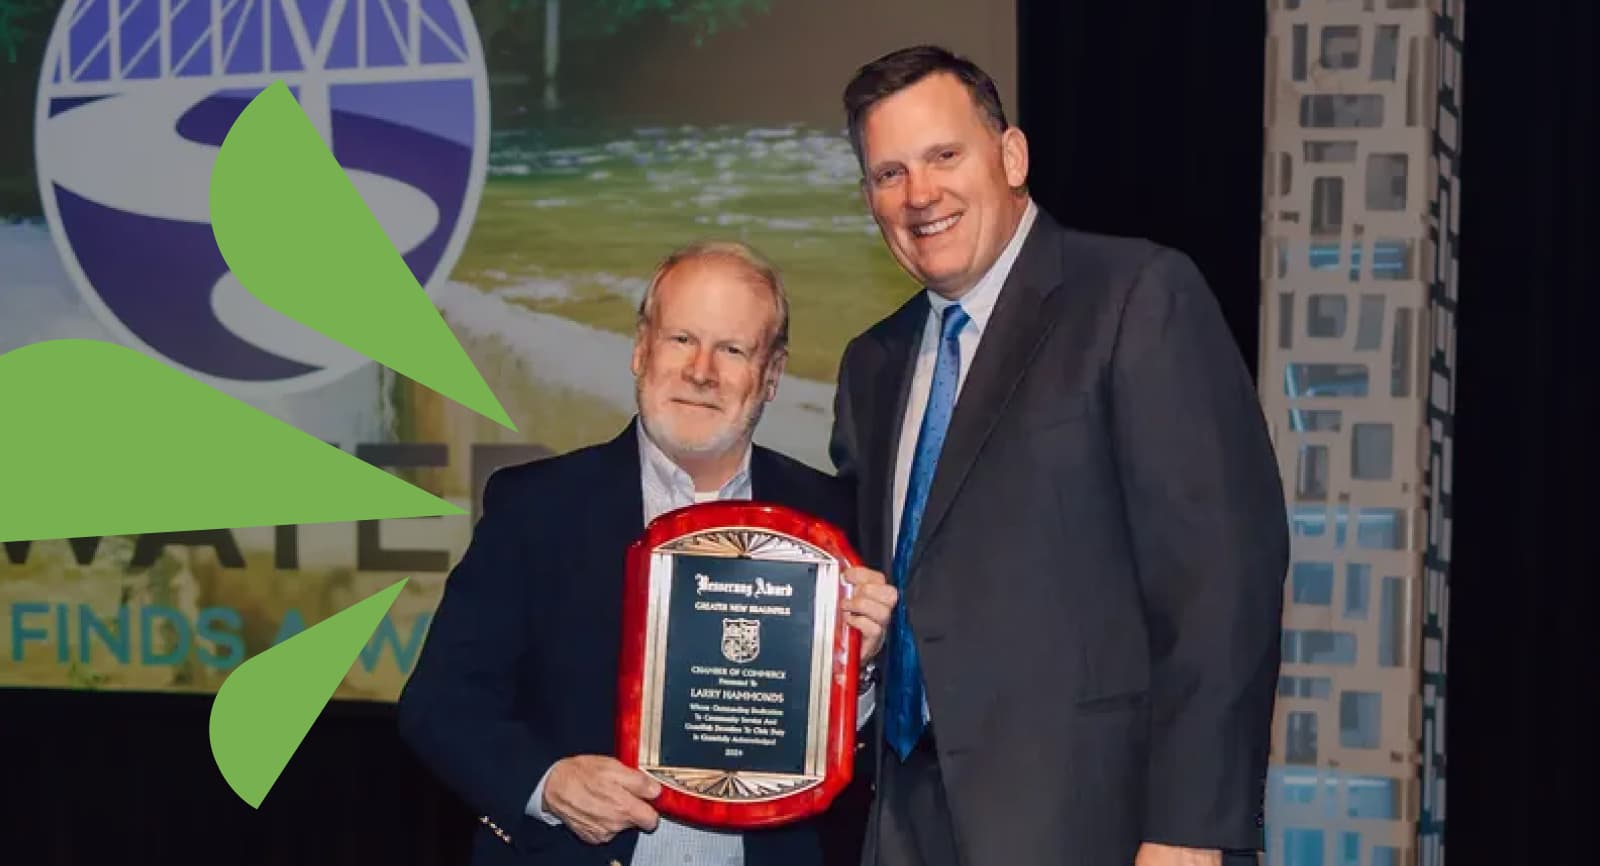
[
  {"left": 764, "top": 350, "right": 787, "bottom": 401},
  {"left": 630, "top": 326, "right": 648, "bottom": 378},
  {"left": 1001, "top": 126, "right": 1030, "bottom": 190}
]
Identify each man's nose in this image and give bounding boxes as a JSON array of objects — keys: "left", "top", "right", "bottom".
[
  {"left": 906, "top": 168, "right": 939, "bottom": 211},
  {"left": 684, "top": 348, "right": 717, "bottom": 384}
]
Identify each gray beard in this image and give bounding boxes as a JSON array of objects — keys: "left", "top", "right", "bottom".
[{"left": 636, "top": 387, "right": 767, "bottom": 462}]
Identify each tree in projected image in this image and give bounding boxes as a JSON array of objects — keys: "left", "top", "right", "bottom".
[
  {"left": 0, "top": 0, "right": 50, "bottom": 63},
  {"left": 478, "top": 0, "right": 778, "bottom": 107}
]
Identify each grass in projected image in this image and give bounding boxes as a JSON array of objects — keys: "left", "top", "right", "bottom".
[{"left": 452, "top": 120, "right": 916, "bottom": 384}]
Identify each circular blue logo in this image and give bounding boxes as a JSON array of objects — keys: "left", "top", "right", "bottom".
[{"left": 35, "top": 0, "right": 489, "bottom": 394}]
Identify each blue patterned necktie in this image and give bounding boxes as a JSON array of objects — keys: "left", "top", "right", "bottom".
[{"left": 885, "top": 302, "right": 970, "bottom": 760}]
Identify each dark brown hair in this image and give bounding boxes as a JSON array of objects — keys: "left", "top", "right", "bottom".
[{"left": 842, "top": 44, "right": 1009, "bottom": 169}]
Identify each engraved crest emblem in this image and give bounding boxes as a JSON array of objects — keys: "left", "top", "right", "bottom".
[{"left": 720, "top": 618, "right": 761, "bottom": 664}]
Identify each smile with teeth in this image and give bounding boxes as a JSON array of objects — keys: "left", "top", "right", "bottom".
[{"left": 912, "top": 213, "right": 961, "bottom": 237}]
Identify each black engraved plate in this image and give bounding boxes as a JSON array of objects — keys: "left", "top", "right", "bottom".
[{"left": 656, "top": 553, "right": 819, "bottom": 775}]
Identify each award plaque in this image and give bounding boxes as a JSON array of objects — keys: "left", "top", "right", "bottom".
[{"left": 616, "top": 501, "right": 862, "bottom": 829}]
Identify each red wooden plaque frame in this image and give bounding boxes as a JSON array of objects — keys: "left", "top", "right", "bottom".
[{"left": 616, "top": 501, "right": 862, "bottom": 829}]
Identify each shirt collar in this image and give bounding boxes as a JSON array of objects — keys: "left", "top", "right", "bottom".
[
  {"left": 636, "top": 419, "right": 753, "bottom": 500},
  {"left": 923, "top": 198, "right": 1038, "bottom": 334}
]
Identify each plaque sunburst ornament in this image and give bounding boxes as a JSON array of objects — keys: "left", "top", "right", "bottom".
[
  {"left": 666, "top": 529, "right": 819, "bottom": 561},
  {"left": 652, "top": 768, "right": 817, "bottom": 800}
]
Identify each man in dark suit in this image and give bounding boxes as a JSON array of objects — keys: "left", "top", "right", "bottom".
[
  {"left": 828, "top": 46, "right": 1291, "bottom": 866},
  {"left": 398, "top": 240, "right": 898, "bottom": 866}
]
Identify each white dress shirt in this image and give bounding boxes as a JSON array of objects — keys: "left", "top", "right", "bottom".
[
  {"left": 890, "top": 199, "right": 1038, "bottom": 722},
  {"left": 527, "top": 423, "right": 874, "bottom": 865}
]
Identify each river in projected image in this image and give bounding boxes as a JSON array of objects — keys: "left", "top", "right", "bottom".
[
  {"left": 402, "top": 110, "right": 919, "bottom": 476},
  {"left": 455, "top": 117, "right": 913, "bottom": 384}
]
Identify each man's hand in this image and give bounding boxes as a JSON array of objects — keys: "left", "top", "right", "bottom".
[
  {"left": 842, "top": 566, "right": 898, "bottom": 661},
  {"left": 1134, "top": 843, "right": 1223, "bottom": 866},
  {"left": 542, "top": 755, "right": 661, "bottom": 844}
]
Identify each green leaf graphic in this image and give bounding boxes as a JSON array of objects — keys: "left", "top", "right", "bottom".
[
  {"left": 209, "top": 577, "right": 410, "bottom": 808},
  {"left": 0, "top": 339, "right": 462, "bottom": 543},
  {"left": 208, "top": 79, "right": 515, "bottom": 431}
]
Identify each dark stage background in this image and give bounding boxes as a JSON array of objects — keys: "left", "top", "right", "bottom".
[
  {"left": 3, "top": 1, "right": 1592, "bottom": 863},
  {"left": 1442, "top": 1, "right": 1593, "bottom": 863}
]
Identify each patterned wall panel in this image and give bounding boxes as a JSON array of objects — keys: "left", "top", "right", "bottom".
[{"left": 1259, "top": 1, "right": 1459, "bottom": 865}]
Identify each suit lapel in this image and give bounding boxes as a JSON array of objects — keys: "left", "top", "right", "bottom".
[
  {"left": 907, "top": 215, "right": 1067, "bottom": 573},
  {"left": 750, "top": 446, "right": 776, "bottom": 501},
  {"left": 864, "top": 296, "right": 928, "bottom": 572},
  {"left": 591, "top": 419, "right": 648, "bottom": 563}
]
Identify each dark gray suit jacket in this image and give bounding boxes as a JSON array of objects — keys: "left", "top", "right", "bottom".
[{"left": 829, "top": 208, "right": 1289, "bottom": 866}]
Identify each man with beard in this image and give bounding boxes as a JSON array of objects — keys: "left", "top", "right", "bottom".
[{"left": 399, "top": 240, "right": 899, "bottom": 866}]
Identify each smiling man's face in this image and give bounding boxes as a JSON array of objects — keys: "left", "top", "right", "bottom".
[
  {"left": 858, "top": 71, "right": 1030, "bottom": 300},
  {"left": 632, "top": 256, "right": 783, "bottom": 462}
]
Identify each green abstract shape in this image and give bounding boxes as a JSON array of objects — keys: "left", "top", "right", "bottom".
[
  {"left": 208, "top": 79, "right": 515, "bottom": 431},
  {"left": 0, "top": 339, "right": 463, "bottom": 543},
  {"left": 209, "top": 577, "right": 410, "bottom": 807}
]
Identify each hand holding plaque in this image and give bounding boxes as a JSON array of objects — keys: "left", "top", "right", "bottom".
[{"left": 615, "top": 501, "right": 863, "bottom": 829}]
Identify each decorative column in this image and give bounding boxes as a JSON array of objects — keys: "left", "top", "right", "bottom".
[{"left": 1258, "top": 1, "right": 1460, "bottom": 864}]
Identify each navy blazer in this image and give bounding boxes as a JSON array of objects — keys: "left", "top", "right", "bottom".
[{"left": 398, "top": 420, "right": 858, "bottom": 866}]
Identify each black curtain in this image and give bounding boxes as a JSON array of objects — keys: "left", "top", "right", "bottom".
[
  {"left": 1447, "top": 1, "right": 1593, "bottom": 863},
  {"left": 1016, "top": 0, "right": 1266, "bottom": 375},
  {"left": 0, "top": 689, "right": 472, "bottom": 864},
  {"left": 1017, "top": 1, "right": 1593, "bottom": 865}
]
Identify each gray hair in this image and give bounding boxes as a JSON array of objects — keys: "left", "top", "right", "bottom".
[{"left": 636, "top": 239, "right": 790, "bottom": 358}]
